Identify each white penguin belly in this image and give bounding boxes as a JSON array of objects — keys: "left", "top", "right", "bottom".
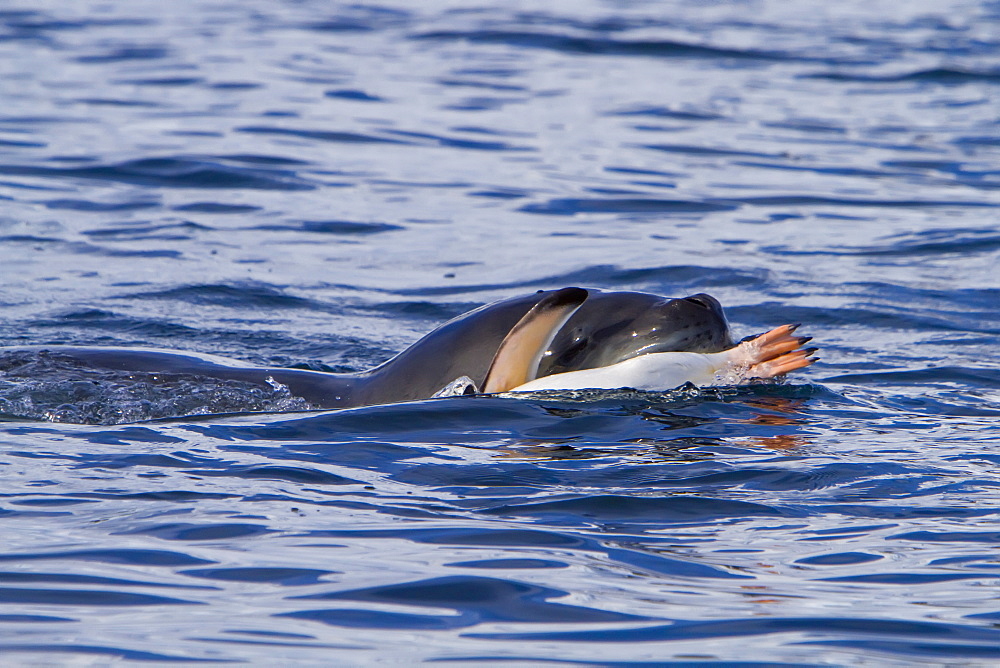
[{"left": 511, "top": 351, "right": 728, "bottom": 392}]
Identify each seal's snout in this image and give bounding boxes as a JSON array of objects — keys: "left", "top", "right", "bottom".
[
  {"left": 645, "top": 292, "right": 733, "bottom": 353},
  {"left": 660, "top": 293, "right": 726, "bottom": 324}
]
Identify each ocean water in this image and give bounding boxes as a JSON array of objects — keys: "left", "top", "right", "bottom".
[{"left": 0, "top": 0, "right": 999, "bottom": 664}]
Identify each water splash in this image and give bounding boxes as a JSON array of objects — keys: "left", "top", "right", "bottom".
[{"left": 0, "top": 350, "right": 312, "bottom": 425}]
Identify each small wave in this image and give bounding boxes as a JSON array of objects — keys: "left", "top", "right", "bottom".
[
  {"left": 468, "top": 616, "right": 1000, "bottom": 659},
  {"left": 0, "top": 571, "right": 209, "bottom": 590},
  {"left": 298, "top": 5, "right": 411, "bottom": 33},
  {"left": 379, "top": 129, "right": 532, "bottom": 152},
  {"left": 796, "top": 551, "right": 883, "bottom": 566},
  {"left": 732, "top": 160, "right": 890, "bottom": 178},
  {"left": 375, "top": 263, "right": 769, "bottom": 297},
  {"left": 0, "top": 157, "right": 313, "bottom": 191},
  {"left": 180, "top": 567, "right": 333, "bottom": 585},
  {"left": 818, "top": 572, "right": 997, "bottom": 585},
  {"left": 111, "top": 76, "right": 203, "bottom": 87},
  {"left": 823, "top": 366, "right": 999, "bottom": 386},
  {"left": 0, "top": 587, "right": 198, "bottom": 606},
  {"left": 730, "top": 303, "right": 990, "bottom": 335},
  {"left": 27, "top": 309, "right": 197, "bottom": 334},
  {"left": 352, "top": 300, "right": 480, "bottom": 320},
  {"left": 482, "top": 494, "right": 788, "bottom": 524},
  {"left": 75, "top": 46, "right": 169, "bottom": 64},
  {"left": 891, "top": 530, "right": 1000, "bottom": 544},
  {"left": 183, "top": 464, "right": 358, "bottom": 486},
  {"left": 411, "top": 30, "right": 784, "bottom": 61},
  {"left": 436, "top": 77, "right": 527, "bottom": 92},
  {"left": 116, "top": 283, "right": 325, "bottom": 310},
  {"left": 172, "top": 202, "right": 260, "bottom": 214},
  {"left": 42, "top": 198, "right": 158, "bottom": 212},
  {"left": 733, "top": 195, "right": 997, "bottom": 208},
  {"left": 236, "top": 125, "right": 408, "bottom": 145},
  {"left": 73, "top": 97, "right": 162, "bottom": 108},
  {"left": 840, "top": 230, "right": 1000, "bottom": 257},
  {"left": 0, "top": 548, "right": 213, "bottom": 566},
  {"left": 114, "top": 522, "right": 272, "bottom": 541},
  {"left": 284, "top": 574, "right": 650, "bottom": 627},
  {"left": 0, "top": 12, "right": 152, "bottom": 40},
  {"left": 519, "top": 197, "right": 737, "bottom": 215},
  {"left": 247, "top": 220, "right": 403, "bottom": 235},
  {"left": 641, "top": 142, "right": 777, "bottom": 158},
  {"left": 803, "top": 67, "right": 1000, "bottom": 84},
  {"left": 324, "top": 89, "right": 384, "bottom": 102},
  {"left": 243, "top": 123, "right": 521, "bottom": 152},
  {"left": 607, "top": 105, "right": 726, "bottom": 121},
  {"left": 82, "top": 222, "right": 212, "bottom": 241}
]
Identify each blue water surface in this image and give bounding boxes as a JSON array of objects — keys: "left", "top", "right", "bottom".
[{"left": 0, "top": 0, "right": 998, "bottom": 664}]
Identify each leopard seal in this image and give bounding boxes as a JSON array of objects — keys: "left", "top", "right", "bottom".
[{"left": 0, "top": 287, "right": 734, "bottom": 410}]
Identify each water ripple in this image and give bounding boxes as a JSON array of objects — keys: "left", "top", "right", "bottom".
[
  {"left": 0, "top": 157, "right": 313, "bottom": 190},
  {"left": 1, "top": 0, "right": 998, "bottom": 663}
]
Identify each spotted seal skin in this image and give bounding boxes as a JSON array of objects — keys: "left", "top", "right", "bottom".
[{"left": 0, "top": 288, "right": 734, "bottom": 409}]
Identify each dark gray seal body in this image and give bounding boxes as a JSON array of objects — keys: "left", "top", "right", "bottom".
[{"left": 0, "top": 288, "right": 733, "bottom": 409}]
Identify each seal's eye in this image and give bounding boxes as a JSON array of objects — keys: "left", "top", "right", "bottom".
[
  {"left": 551, "top": 336, "right": 590, "bottom": 368},
  {"left": 685, "top": 296, "right": 711, "bottom": 308}
]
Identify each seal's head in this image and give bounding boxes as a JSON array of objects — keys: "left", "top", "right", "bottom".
[{"left": 538, "top": 291, "right": 734, "bottom": 377}]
